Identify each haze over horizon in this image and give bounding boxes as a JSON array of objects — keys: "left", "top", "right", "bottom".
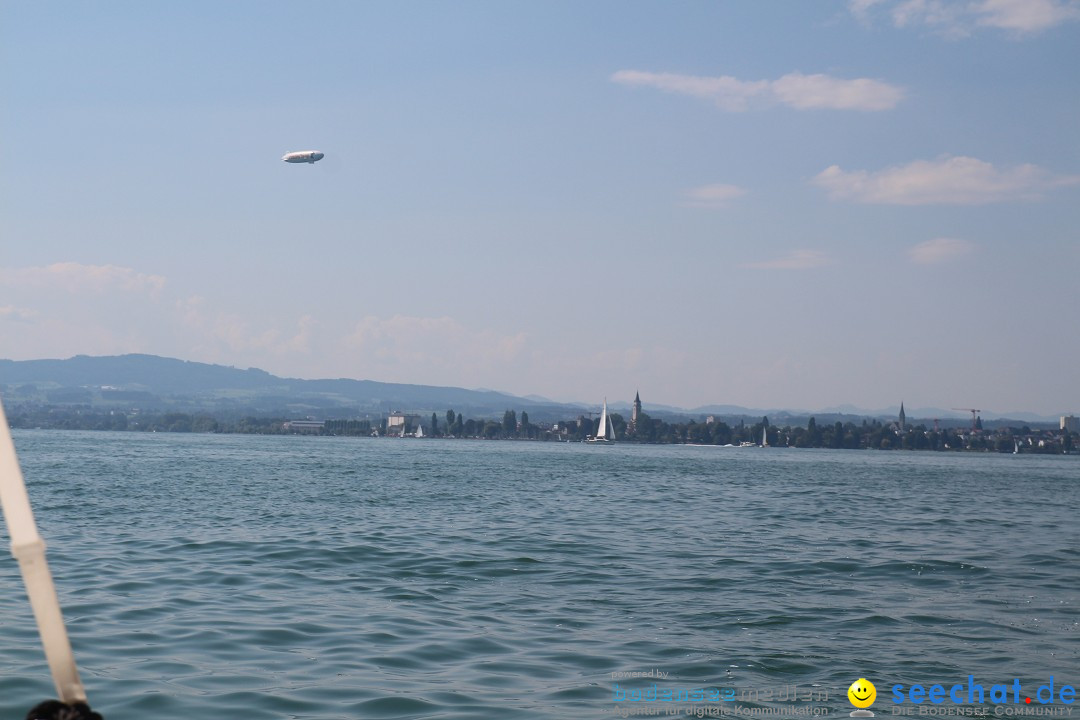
[{"left": 2, "top": 2, "right": 1078, "bottom": 417}]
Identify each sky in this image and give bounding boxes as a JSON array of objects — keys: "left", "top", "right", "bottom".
[{"left": 1, "top": 1, "right": 1078, "bottom": 417}]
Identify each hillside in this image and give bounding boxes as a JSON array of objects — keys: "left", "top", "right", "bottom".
[{"left": 0, "top": 354, "right": 578, "bottom": 419}]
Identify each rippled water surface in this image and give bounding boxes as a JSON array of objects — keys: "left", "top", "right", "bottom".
[{"left": 1, "top": 431, "right": 1076, "bottom": 719}]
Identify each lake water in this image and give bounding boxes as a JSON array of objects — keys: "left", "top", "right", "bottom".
[{"left": 0, "top": 431, "right": 1076, "bottom": 719}]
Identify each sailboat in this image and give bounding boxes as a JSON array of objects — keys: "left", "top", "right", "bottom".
[
  {"left": 415, "top": 424, "right": 425, "bottom": 439},
  {"left": 587, "top": 399, "right": 616, "bottom": 443},
  {"left": 761, "top": 425, "right": 769, "bottom": 447}
]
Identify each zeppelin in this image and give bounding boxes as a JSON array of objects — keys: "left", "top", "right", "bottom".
[{"left": 282, "top": 150, "right": 325, "bottom": 164}]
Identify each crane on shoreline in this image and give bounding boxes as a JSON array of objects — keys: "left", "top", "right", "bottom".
[{"left": 952, "top": 408, "right": 982, "bottom": 432}]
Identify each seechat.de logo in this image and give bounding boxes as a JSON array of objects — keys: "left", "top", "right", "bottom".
[{"left": 891, "top": 677, "right": 1076, "bottom": 706}]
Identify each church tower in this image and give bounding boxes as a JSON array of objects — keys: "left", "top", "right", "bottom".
[
  {"left": 630, "top": 391, "right": 642, "bottom": 433},
  {"left": 899, "top": 402, "right": 906, "bottom": 433}
]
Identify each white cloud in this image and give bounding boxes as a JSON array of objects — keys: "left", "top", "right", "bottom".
[
  {"left": 0, "top": 261, "right": 320, "bottom": 370},
  {"left": 0, "top": 262, "right": 528, "bottom": 389},
  {"left": 287, "top": 315, "right": 315, "bottom": 354},
  {"left": 813, "top": 155, "right": 1080, "bottom": 205},
  {"left": 612, "top": 70, "right": 767, "bottom": 112},
  {"left": 892, "top": 0, "right": 967, "bottom": 34},
  {"left": 684, "top": 183, "right": 747, "bottom": 208},
  {"left": 612, "top": 70, "right": 903, "bottom": 112},
  {"left": 0, "top": 305, "right": 37, "bottom": 321},
  {"left": 974, "top": 0, "right": 1080, "bottom": 31},
  {"left": 850, "top": 0, "right": 1080, "bottom": 35},
  {"left": 343, "top": 315, "right": 527, "bottom": 383},
  {"left": 770, "top": 72, "right": 904, "bottom": 111},
  {"left": 175, "top": 295, "right": 313, "bottom": 359},
  {"left": 742, "top": 250, "right": 831, "bottom": 270},
  {"left": 849, "top": 0, "right": 888, "bottom": 20},
  {"left": 0, "top": 262, "right": 166, "bottom": 297},
  {"left": 909, "top": 237, "right": 976, "bottom": 264}
]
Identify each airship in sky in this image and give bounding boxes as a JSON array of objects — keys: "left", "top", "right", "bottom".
[{"left": 282, "top": 150, "right": 325, "bottom": 164}]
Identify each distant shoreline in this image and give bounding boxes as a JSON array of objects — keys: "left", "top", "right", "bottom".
[{"left": 7, "top": 406, "right": 1075, "bottom": 454}]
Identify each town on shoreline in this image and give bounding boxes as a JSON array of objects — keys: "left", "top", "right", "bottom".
[{"left": 6, "top": 402, "right": 1077, "bottom": 455}]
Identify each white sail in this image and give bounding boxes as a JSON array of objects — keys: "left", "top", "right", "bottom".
[
  {"left": 762, "top": 426, "right": 768, "bottom": 447},
  {"left": 416, "top": 425, "right": 424, "bottom": 438},
  {"left": 589, "top": 399, "right": 614, "bottom": 442}
]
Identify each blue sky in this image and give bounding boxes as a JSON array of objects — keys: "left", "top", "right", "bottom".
[{"left": 2, "top": 1, "right": 1078, "bottom": 416}]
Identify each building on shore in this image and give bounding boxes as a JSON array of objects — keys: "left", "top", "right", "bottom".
[
  {"left": 284, "top": 419, "right": 325, "bottom": 433},
  {"left": 387, "top": 411, "right": 420, "bottom": 437},
  {"left": 1062, "top": 415, "right": 1079, "bottom": 432}
]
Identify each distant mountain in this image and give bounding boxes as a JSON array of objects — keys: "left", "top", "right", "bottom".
[
  {"left": 686, "top": 402, "right": 1060, "bottom": 425},
  {"left": 815, "top": 404, "right": 1060, "bottom": 424},
  {"left": 0, "top": 354, "right": 574, "bottom": 419},
  {"left": 0, "top": 354, "right": 1063, "bottom": 425},
  {"left": 688, "top": 403, "right": 758, "bottom": 415},
  {"left": 1, "top": 354, "right": 281, "bottom": 395}
]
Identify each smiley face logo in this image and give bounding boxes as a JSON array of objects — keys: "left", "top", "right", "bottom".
[{"left": 848, "top": 678, "right": 876, "bottom": 709}]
